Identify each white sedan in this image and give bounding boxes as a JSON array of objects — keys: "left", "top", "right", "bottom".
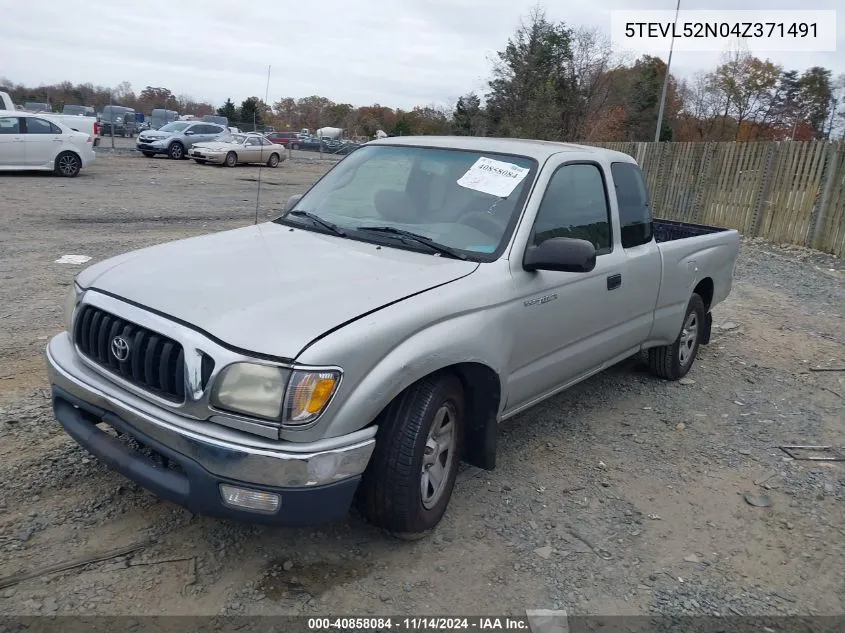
[
  {"left": 188, "top": 133, "right": 286, "bottom": 167},
  {"left": 0, "top": 110, "right": 96, "bottom": 177}
]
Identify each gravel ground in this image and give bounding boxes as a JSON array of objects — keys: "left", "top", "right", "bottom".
[{"left": 0, "top": 151, "right": 843, "bottom": 618}]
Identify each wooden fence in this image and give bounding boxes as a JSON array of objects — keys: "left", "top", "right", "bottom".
[{"left": 588, "top": 141, "right": 845, "bottom": 258}]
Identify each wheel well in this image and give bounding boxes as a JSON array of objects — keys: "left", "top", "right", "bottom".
[
  {"left": 56, "top": 150, "right": 80, "bottom": 162},
  {"left": 694, "top": 277, "right": 714, "bottom": 310},
  {"left": 419, "top": 363, "right": 501, "bottom": 470}
]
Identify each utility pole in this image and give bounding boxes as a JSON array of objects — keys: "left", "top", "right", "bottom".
[{"left": 654, "top": 0, "right": 681, "bottom": 142}]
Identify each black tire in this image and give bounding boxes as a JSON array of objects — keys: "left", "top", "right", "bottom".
[
  {"left": 357, "top": 373, "right": 464, "bottom": 538},
  {"left": 54, "top": 151, "right": 81, "bottom": 177},
  {"left": 225, "top": 151, "right": 237, "bottom": 168},
  {"left": 168, "top": 142, "right": 184, "bottom": 160},
  {"left": 267, "top": 153, "right": 280, "bottom": 168},
  {"left": 647, "top": 293, "right": 706, "bottom": 380},
  {"left": 141, "top": 151, "right": 155, "bottom": 158},
  {"left": 292, "top": 143, "right": 299, "bottom": 150}
]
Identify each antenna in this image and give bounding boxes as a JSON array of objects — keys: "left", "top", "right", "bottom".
[{"left": 255, "top": 64, "right": 271, "bottom": 225}]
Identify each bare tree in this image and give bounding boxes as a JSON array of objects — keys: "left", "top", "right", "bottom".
[{"left": 567, "top": 26, "right": 622, "bottom": 140}]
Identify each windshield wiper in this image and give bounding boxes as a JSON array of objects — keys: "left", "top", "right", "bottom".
[
  {"left": 288, "top": 210, "right": 346, "bottom": 237},
  {"left": 356, "top": 225, "right": 467, "bottom": 260}
]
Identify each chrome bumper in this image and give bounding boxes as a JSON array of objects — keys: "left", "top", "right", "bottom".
[{"left": 45, "top": 332, "right": 376, "bottom": 488}]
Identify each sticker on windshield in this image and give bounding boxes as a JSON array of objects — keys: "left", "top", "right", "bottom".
[{"left": 456, "top": 157, "right": 529, "bottom": 198}]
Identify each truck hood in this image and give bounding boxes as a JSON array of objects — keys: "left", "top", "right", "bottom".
[{"left": 78, "top": 222, "right": 478, "bottom": 359}]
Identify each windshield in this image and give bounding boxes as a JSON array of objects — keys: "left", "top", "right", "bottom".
[
  {"left": 159, "top": 121, "right": 190, "bottom": 133},
  {"left": 229, "top": 134, "right": 246, "bottom": 143},
  {"left": 277, "top": 145, "right": 536, "bottom": 259}
]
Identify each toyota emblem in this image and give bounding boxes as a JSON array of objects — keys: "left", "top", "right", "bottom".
[{"left": 110, "top": 336, "right": 130, "bottom": 362}]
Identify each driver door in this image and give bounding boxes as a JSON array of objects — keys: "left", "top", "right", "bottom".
[
  {"left": 243, "top": 137, "right": 262, "bottom": 162},
  {"left": 505, "top": 161, "right": 626, "bottom": 411}
]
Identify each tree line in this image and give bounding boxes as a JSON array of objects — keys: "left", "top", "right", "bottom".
[{"left": 3, "top": 6, "right": 844, "bottom": 141}]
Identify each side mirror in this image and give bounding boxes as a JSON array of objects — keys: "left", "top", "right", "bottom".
[
  {"left": 523, "top": 237, "right": 597, "bottom": 273},
  {"left": 284, "top": 194, "right": 303, "bottom": 213}
]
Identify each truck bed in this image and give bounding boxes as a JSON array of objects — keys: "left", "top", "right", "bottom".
[{"left": 654, "top": 219, "right": 729, "bottom": 243}]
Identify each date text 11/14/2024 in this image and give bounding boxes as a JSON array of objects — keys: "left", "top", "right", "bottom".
[{"left": 308, "top": 617, "right": 533, "bottom": 631}]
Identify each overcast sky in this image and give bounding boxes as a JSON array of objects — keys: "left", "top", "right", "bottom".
[{"left": 3, "top": 0, "right": 842, "bottom": 110}]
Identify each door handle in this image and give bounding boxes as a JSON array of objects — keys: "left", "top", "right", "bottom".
[{"left": 607, "top": 273, "right": 622, "bottom": 290}]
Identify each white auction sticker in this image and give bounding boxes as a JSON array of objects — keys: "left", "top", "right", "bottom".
[{"left": 457, "top": 157, "right": 530, "bottom": 198}]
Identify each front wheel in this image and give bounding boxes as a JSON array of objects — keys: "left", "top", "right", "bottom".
[
  {"left": 168, "top": 143, "right": 184, "bottom": 160},
  {"left": 647, "top": 293, "right": 706, "bottom": 380},
  {"left": 357, "top": 373, "right": 464, "bottom": 538},
  {"left": 225, "top": 151, "right": 237, "bottom": 167}
]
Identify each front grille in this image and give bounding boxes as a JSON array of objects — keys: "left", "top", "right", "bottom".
[{"left": 73, "top": 305, "right": 214, "bottom": 402}]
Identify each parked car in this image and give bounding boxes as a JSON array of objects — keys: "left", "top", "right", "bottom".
[
  {"left": 100, "top": 105, "right": 137, "bottom": 137},
  {"left": 46, "top": 138, "right": 739, "bottom": 535},
  {"left": 188, "top": 133, "right": 286, "bottom": 167},
  {"left": 62, "top": 105, "right": 96, "bottom": 117},
  {"left": 136, "top": 121, "right": 228, "bottom": 159},
  {"left": 149, "top": 109, "right": 179, "bottom": 130},
  {"left": 201, "top": 115, "right": 229, "bottom": 127},
  {"left": 298, "top": 135, "right": 324, "bottom": 151},
  {"left": 23, "top": 102, "right": 52, "bottom": 113},
  {"left": 0, "top": 109, "right": 96, "bottom": 176},
  {"left": 265, "top": 131, "right": 302, "bottom": 148},
  {"left": 331, "top": 141, "right": 363, "bottom": 155}
]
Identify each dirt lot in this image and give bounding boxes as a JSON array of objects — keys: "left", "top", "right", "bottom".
[{"left": 0, "top": 150, "right": 844, "bottom": 618}]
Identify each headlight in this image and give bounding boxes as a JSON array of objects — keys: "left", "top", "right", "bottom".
[
  {"left": 282, "top": 369, "right": 341, "bottom": 426},
  {"left": 63, "top": 283, "right": 82, "bottom": 331},
  {"left": 211, "top": 363, "right": 287, "bottom": 420}
]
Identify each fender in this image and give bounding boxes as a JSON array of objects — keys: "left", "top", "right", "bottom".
[{"left": 295, "top": 303, "right": 515, "bottom": 467}]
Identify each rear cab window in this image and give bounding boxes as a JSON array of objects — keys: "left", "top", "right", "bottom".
[{"left": 611, "top": 162, "right": 653, "bottom": 248}]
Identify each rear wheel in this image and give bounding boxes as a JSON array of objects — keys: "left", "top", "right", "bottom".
[
  {"left": 647, "top": 293, "right": 706, "bottom": 380},
  {"left": 168, "top": 142, "right": 184, "bottom": 160},
  {"left": 357, "top": 373, "right": 464, "bottom": 538},
  {"left": 267, "top": 153, "right": 280, "bottom": 168},
  {"left": 54, "top": 151, "right": 81, "bottom": 177},
  {"left": 225, "top": 152, "right": 237, "bottom": 168},
  {"left": 292, "top": 143, "right": 299, "bottom": 150}
]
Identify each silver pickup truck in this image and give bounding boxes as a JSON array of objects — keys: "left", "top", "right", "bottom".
[{"left": 47, "top": 137, "right": 740, "bottom": 537}]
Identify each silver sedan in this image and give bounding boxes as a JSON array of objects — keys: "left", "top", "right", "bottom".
[{"left": 188, "top": 133, "right": 286, "bottom": 167}]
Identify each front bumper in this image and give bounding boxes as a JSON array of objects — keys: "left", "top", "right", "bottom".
[
  {"left": 189, "top": 150, "right": 224, "bottom": 163},
  {"left": 45, "top": 332, "right": 376, "bottom": 525},
  {"left": 136, "top": 142, "right": 166, "bottom": 154}
]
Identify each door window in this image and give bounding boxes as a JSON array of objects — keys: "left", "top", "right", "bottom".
[
  {"left": 26, "top": 118, "right": 61, "bottom": 134},
  {"left": 0, "top": 117, "right": 21, "bottom": 134},
  {"left": 531, "top": 163, "right": 613, "bottom": 255}
]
